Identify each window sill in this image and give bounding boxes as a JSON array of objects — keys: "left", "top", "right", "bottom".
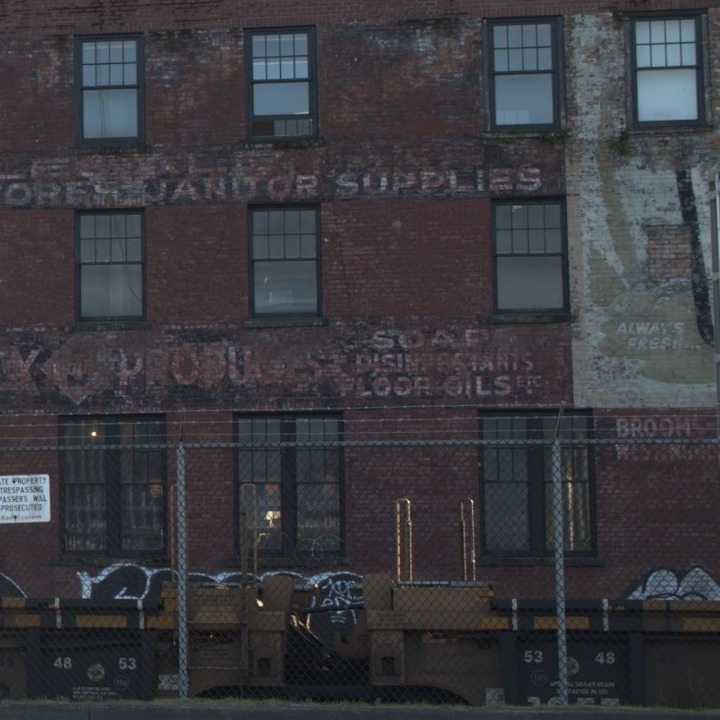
[
  {"left": 70, "top": 143, "right": 152, "bottom": 156},
  {"left": 72, "top": 321, "right": 151, "bottom": 332},
  {"left": 488, "top": 313, "right": 573, "bottom": 324},
  {"left": 51, "top": 554, "right": 167, "bottom": 568},
  {"left": 480, "top": 129, "right": 568, "bottom": 143},
  {"left": 225, "top": 554, "right": 349, "bottom": 570},
  {"left": 240, "top": 137, "right": 326, "bottom": 150},
  {"left": 244, "top": 317, "right": 326, "bottom": 329},
  {"left": 478, "top": 555, "right": 602, "bottom": 568},
  {"left": 628, "top": 124, "right": 713, "bottom": 136}
]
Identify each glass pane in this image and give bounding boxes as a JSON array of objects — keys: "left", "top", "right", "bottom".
[
  {"left": 300, "top": 234, "right": 316, "bottom": 258},
  {"left": 109, "top": 41, "right": 123, "bottom": 63},
  {"left": 253, "top": 60, "right": 267, "bottom": 81},
  {"left": 495, "top": 205, "right": 512, "bottom": 229},
  {"left": 254, "top": 484, "right": 283, "bottom": 551},
  {"left": 285, "top": 235, "right": 300, "bottom": 258},
  {"left": 680, "top": 18, "right": 696, "bottom": 42},
  {"left": 83, "top": 89, "right": 138, "bottom": 139},
  {"left": 484, "top": 483, "right": 529, "bottom": 553},
  {"left": 666, "top": 44, "right": 681, "bottom": 66},
  {"left": 507, "top": 25, "right": 522, "bottom": 48},
  {"left": 123, "top": 40, "right": 137, "bottom": 63},
  {"left": 284, "top": 211, "right": 300, "bottom": 233},
  {"left": 297, "top": 484, "right": 340, "bottom": 546},
  {"left": 537, "top": 24, "right": 551, "bottom": 47},
  {"left": 280, "top": 58, "right": 294, "bottom": 79},
  {"left": 96, "top": 65, "right": 110, "bottom": 86},
  {"left": 529, "top": 228, "right": 545, "bottom": 253},
  {"left": 280, "top": 34, "right": 295, "bottom": 56},
  {"left": 126, "top": 214, "right": 141, "bottom": 237},
  {"left": 111, "top": 237, "right": 126, "bottom": 261},
  {"left": 252, "top": 35, "right": 266, "bottom": 58},
  {"left": 82, "top": 42, "right": 96, "bottom": 64},
  {"left": 253, "top": 211, "right": 268, "bottom": 234},
  {"left": 265, "top": 34, "right": 280, "bottom": 57},
  {"left": 495, "top": 74, "right": 553, "bottom": 125},
  {"left": 254, "top": 261, "right": 317, "bottom": 315},
  {"left": 79, "top": 238, "right": 94, "bottom": 262},
  {"left": 79, "top": 214, "right": 95, "bottom": 238},
  {"left": 81, "top": 264, "right": 143, "bottom": 318},
  {"left": 635, "top": 21, "right": 650, "bottom": 45},
  {"left": 545, "top": 203, "right": 561, "bottom": 227},
  {"left": 494, "top": 49, "right": 508, "bottom": 72},
  {"left": 538, "top": 47, "right": 552, "bottom": 71},
  {"left": 495, "top": 229, "right": 512, "bottom": 254},
  {"left": 650, "top": 20, "right": 665, "bottom": 44},
  {"left": 124, "top": 64, "right": 137, "bottom": 85},
  {"left": 651, "top": 45, "right": 666, "bottom": 67},
  {"left": 83, "top": 66, "right": 96, "bottom": 87},
  {"left": 545, "top": 228, "right": 562, "bottom": 253},
  {"left": 96, "top": 42, "right": 109, "bottom": 63},
  {"left": 300, "top": 210, "right": 316, "bottom": 233},
  {"left": 665, "top": 20, "right": 680, "bottom": 43},
  {"left": 522, "top": 24, "right": 537, "bottom": 47},
  {"left": 493, "top": 25, "right": 508, "bottom": 49},
  {"left": 268, "top": 210, "right": 284, "bottom": 233},
  {"left": 268, "top": 235, "right": 284, "bottom": 258},
  {"left": 266, "top": 59, "right": 281, "bottom": 80},
  {"left": 96, "top": 237, "right": 110, "bottom": 262},
  {"left": 523, "top": 48, "right": 537, "bottom": 71},
  {"left": 681, "top": 43, "right": 696, "bottom": 66},
  {"left": 497, "top": 256, "right": 564, "bottom": 311},
  {"left": 253, "top": 235, "right": 269, "bottom": 259},
  {"left": 637, "top": 68, "right": 698, "bottom": 121},
  {"left": 254, "top": 82, "right": 309, "bottom": 116},
  {"left": 512, "top": 229, "right": 529, "bottom": 253},
  {"left": 295, "top": 33, "right": 308, "bottom": 56},
  {"left": 294, "top": 57, "right": 308, "bottom": 79},
  {"left": 508, "top": 48, "right": 523, "bottom": 72},
  {"left": 636, "top": 46, "right": 651, "bottom": 68}
]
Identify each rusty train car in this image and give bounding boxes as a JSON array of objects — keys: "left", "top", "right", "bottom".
[
  {"left": 0, "top": 501, "right": 714, "bottom": 708},
  {"left": 0, "top": 572, "right": 715, "bottom": 708}
]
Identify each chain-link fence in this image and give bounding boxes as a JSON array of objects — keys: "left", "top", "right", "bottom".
[{"left": 0, "top": 420, "right": 717, "bottom": 708}]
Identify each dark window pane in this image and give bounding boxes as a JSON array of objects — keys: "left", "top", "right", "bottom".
[
  {"left": 497, "top": 256, "right": 564, "bottom": 311},
  {"left": 253, "top": 261, "right": 317, "bottom": 315}
]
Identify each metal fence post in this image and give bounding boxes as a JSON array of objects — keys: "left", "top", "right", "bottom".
[
  {"left": 552, "top": 437, "right": 569, "bottom": 705},
  {"left": 176, "top": 440, "right": 189, "bottom": 698}
]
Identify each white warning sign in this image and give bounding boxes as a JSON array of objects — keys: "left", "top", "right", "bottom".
[{"left": 0, "top": 474, "right": 50, "bottom": 523}]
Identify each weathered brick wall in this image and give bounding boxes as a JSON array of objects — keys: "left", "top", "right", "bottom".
[{"left": 0, "top": 0, "right": 715, "bottom": 600}]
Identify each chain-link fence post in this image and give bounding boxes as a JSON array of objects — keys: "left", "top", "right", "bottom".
[
  {"left": 552, "top": 436, "right": 569, "bottom": 705},
  {"left": 175, "top": 440, "right": 189, "bottom": 698}
]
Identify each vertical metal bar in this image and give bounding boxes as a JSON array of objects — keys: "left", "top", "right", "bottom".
[
  {"left": 552, "top": 437, "right": 568, "bottom": 705},
  {"left": 175, "top": 441, "right": 189, "bottom": 698},
  {"left": 460, "top": 498, "right": 476, "bottom": 581},
  {"left": 395, "top": 498, "right": 413, "bottom": 582},
  {"left": 711, "top": 175, "right": 720, "bottom": 444}
]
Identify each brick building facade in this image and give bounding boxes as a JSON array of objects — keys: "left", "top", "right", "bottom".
[{"left": 0, "top": 0, "right": 717, "bottom": 602}]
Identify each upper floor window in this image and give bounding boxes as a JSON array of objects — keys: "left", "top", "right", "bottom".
[
  {"left": 77, "top": 35, "right": 144, "bottom": 144},
  {"left": 488, "top": 19, "right": 562, "bottom": 130},
  {"left": 631, "top": 16, "right": 704, "bottom": 125},
  {"left": 77, "top": 211, "right": 145, "bottom": 321},
  {"left": 236, "top": 415, "right": 343, "bottom": 562},
  {"left": 480, "top": 414, "right": 594, "bottom": 558},
  {"left": 247, "top": 28, "right": 316, "bottom": 139},
  {"left": 249, "top": 206, "right": 320, "bottom": 317},
  {"left": 61, "top": 416, "right": 166, "bottom": 555},
  {"left": 493, "top": 200, "right": 568, "bottom": 313}
]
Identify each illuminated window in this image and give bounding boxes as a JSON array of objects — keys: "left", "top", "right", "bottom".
[
  {"left": 481, "top": 414, "right": 594, "bottom": 558},
  {"left": 236, "top": 416, "right": 342, "bottom": 561},
  {"left": 61, "top": 417, "right": 166, "bottom": 555}
]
